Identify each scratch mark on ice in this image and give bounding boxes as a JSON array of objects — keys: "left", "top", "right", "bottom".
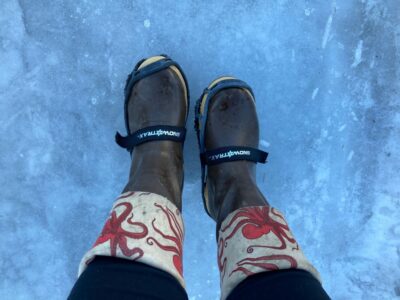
[
  {"left": 347, "top": 150, "right": 354, "bottom": 161},
  {"left": 351, "top": 40, "right": 363, "bottom": 68},
  {"left": 312, "top": 88, "right": 319, "bottom": 100},
  {"left": 1, "top": 109, "right": 24, "bottom": 129},
  {"left": 322, "top": 14, "right": 333, "bottom": 49},
  {"left": 260, "top": 140, "right": 270, "bottom": 148}
]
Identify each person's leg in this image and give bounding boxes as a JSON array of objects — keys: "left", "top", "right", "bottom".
[
  {"left": 68, "top": 257, "right": 187, "bottom": 300},
  {"left": 69, "top": 59, "right": 188, "bottom": 299},
  {"left": 205, "top": 88, "right": 330, "bottom": 300}
]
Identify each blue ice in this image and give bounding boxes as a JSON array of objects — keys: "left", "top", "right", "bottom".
[{"left": 1, "top": 0, "right": 399, "bottom": 299}]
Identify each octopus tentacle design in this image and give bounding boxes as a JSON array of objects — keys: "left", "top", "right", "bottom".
[
  {"left": 221, "top": 206, "right": 298, "bottom": 251},
  {"left": 92, "top": 200, "right": 148, "bottom": 259},
  {"left": 218, "top": 206, "right": 301, "bottom": 278},
  {"left": 230, "top": 254, "right": 298, "bottom": 276},
  {"left": 146, "top": 203, "right": 184, "bottom": 276},
  {"left": 116, "top": 191, "right": 135, "bottom": 200},
  {"left": 218, "top": 238, "right": 227, "bottom": 279}
]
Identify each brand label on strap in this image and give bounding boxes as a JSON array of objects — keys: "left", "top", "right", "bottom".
[
  {"left": 209, "top": 150, "right": 251, "bottom": 161},
  {"left": 138, "top": 129, "right": 181, "bottom": 139}
]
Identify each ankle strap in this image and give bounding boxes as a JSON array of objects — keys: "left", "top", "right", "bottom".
[
  {"left": 116, "top": 125, "right": 186, "bottom": 152},
  {"left": 200, "top": 146, "right": 268, "bottom": 166}
]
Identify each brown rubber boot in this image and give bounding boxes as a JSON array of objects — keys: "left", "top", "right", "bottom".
[
  {"left": 204, "top": 88, "right": 269, "bottom": 229},
  {"left": 197, "top": 80, "right": 323, "bottom": 300},
  {"left": 122, "top": 59, "right": 187, "bottom": 211}
]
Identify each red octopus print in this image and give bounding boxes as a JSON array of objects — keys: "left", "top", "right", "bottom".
[
  {"left": 230, "top": 254, "right": 298, "bottom": 276},
  {"left": 92, "top": 192, "right": 148, "bottom": 259},
  {"left": 218, "top": 206, "right": 300, "bottom": 279},
  {"left": 218, "top": 238, "right": 227, "bottom": 278},
  {"left": 146, "top": 203, "right": 184, "bottom": 276},
  {"left": 220, "top": 206, "right": 298, "bottom": 252}
]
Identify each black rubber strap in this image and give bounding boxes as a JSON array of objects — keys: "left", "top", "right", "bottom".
[
  {"left": 115, "top": 125, "right": 186, "bottom": 151},
  {"left": 200, "top": 146, "right": 268, "bottom": 166}
]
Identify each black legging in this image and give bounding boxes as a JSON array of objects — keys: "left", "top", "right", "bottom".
[{"left": 68, "top": 256, "right": 330, "bottom": 299}]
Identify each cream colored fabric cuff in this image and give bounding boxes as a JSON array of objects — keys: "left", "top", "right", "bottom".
[
  {"left": 78, "top": 191, "right": 185, "bottom": 288},
  {"left": 218, "top": 206, "right": 321, "bottom": 300}
]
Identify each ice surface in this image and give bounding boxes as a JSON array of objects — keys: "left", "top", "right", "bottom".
[{"left": 1, "top": 0, "right": 399, "bottom": 299}]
